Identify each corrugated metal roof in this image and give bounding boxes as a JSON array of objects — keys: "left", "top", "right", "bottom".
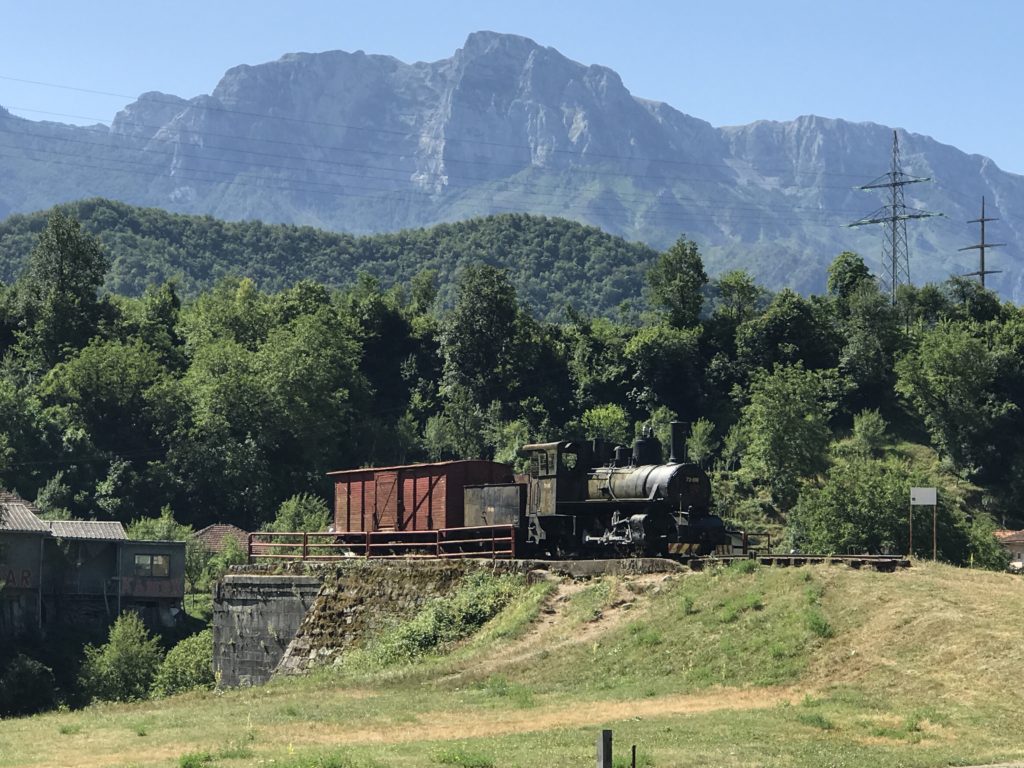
[
  {"left": 47, "top": 520, "right": 127, "bottom": 541},
  {"left": 327, "top": 459, "right": 505, "bottom": 477},
  {"left": 0, "top": 501, "right": 50, "bottom": 532}
]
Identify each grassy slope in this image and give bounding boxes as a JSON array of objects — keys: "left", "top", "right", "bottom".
[{"left": 1, "top": 562, "right": 1022, "bottom": 768}]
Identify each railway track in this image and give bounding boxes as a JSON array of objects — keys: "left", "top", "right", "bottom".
[{"left": 689, "top": 553, "right": 911, "bottom": 572}]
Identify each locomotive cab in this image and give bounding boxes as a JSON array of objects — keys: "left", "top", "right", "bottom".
[
  {"left": 516, "top": 440, "right": 589, "bottom": 554},
  {"left": 520, "top": 440, "right": 590, "bottom": 516}
]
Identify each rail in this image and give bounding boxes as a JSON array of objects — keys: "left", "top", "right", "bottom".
[
  {"left": 248, "top": 525, "right": 516, "bottom": 563},
  {"left": 689, "top": 553, "right": 911, "bottom": 572}
]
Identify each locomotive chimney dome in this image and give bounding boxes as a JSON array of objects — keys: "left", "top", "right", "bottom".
[
  {"left": 632, "top": 424, "right": 663, "bottom": 466},
  {"left": 613, "top": 445, "right": 630, "bottom": 467}
]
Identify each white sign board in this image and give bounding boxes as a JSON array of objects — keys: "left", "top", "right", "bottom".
[{"left": 910, "top": 487, "right": 937, "bottom": 506}]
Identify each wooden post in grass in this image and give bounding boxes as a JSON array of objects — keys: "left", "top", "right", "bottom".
[{"left": 597, "top": 729, "right": 612, "bottom": 768}]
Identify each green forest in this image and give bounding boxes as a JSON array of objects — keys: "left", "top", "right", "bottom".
[
  {"left": 0, "top": 199, "right": 657, "bottom": 321},
  {"left": 0, "top": 203, "right": 1018, "bottom": 571}
]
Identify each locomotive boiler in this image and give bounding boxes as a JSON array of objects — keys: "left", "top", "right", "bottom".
[{"left": 465, "top": 422, "right": 734, "bottom": 558}]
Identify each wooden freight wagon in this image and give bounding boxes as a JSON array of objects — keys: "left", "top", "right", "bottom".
[{"left": 329, "top": 460, "right": 514, "bottom": 533}]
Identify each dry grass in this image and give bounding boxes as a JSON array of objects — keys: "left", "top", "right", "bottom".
[
  {"left": 806, "top": 562, "right": 1024, "bottom": 700},
  {"left": 1, "top": 562, "right": 1023, "bottom": 768}
]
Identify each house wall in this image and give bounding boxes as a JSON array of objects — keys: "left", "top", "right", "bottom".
[
  {"left": 42, "top": 539, "right": 118, "bottom": 597},
  {"left": 119, "top": 540, "right": 186, "bottom": 628},
  {"left": 0, "top": 532, "right": 43, "bottom": 635},
  {"left": 119, "top": 540, "right": 186, "bottom": 599}
]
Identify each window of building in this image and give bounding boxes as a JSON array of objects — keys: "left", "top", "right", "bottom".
[{"left": 133, "top": 553, "right": 170, "bottom": 578}]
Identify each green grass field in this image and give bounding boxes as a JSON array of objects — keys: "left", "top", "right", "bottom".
[{"left": 1, "top": 561, "right": 1022, "bottom": 768}]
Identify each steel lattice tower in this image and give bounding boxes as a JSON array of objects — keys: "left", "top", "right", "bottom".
[
  {"left": 960, "top": 196, "right": 1004, "bottom": 289},
  {"left": 848, "top": 131, "right": 940, "bottom": 303}
]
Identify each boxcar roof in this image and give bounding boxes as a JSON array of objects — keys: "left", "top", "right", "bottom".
[{"left": 326, "top": 459, "right": 506, "bottom": 477}]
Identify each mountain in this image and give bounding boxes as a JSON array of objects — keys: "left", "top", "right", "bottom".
[{"left": 1, "top": 31, "right": 1021, "bottom": 299}]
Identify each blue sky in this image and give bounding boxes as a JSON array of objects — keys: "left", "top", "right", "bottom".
[{"left": 2, "top": 0, "right": 1021, "bottom": 173}]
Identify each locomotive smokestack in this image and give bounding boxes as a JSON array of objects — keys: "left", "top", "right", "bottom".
[{"left": 669, "top": 421, "right": 689, "bottom": 463}]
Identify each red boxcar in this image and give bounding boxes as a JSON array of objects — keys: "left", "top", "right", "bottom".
[{"left": 328, "top": 460, "right": 514, "bottom": 533}]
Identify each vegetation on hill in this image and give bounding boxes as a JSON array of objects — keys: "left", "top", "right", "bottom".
[
  {"left": 1, "top": 563, "right": 1022, "bottom": 766},
  {"left": 0, "top": 199, "right": 658, "bottom": 320},
  {"left": 0, "top": 207, "right": 1018, "bottom": 564}
]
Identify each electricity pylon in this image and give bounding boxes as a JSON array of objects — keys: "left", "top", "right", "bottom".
[
  {"left": 960, "top": 196, "right": 1003, "bottom": 289},
  {"left": 848, "top": 130, "right": 941, "bottom": 304}
]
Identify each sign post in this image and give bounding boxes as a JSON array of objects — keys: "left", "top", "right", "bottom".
[
  {"left": 597, "top": 729, "right": 613, "bottom": 768},
  {"left": 910, "top": 487, "right": 937, "bottom": 560}
]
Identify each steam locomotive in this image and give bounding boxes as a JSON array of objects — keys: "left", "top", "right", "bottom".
[
  {"left": 328, "top": 422, "right": 738, "bottom": 560},
  {"left": 464, "top": 422, "right": 736, "bottom": 558}
]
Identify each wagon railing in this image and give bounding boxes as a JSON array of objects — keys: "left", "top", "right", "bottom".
[{"left": 248, "top": 524, "right": 516, "bottom": 563}]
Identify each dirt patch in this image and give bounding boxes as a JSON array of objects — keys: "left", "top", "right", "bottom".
[
  {"left": 269, "top": 686, "right": 801, "bottom": 746},
  {"left": 440, "top": 573, "right": 672, "bottom": 683}
]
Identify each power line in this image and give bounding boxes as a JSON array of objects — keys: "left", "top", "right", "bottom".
[
  {"left": 847, "top": 130, "right": 941, "bottom": 304},
  {"left": 0, "top": 119, "right": 869, "bottom": 215},
  {"left": 0, "top": 74, "right": 881, "bottom": 181},
  {"left": 0, "top": 146, "right": 874, "bottom": 230},
  {"left": 1, "top": 74, "right": 998, "bottom": 217}
]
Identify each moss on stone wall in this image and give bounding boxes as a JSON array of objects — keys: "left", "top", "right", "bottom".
[{"left": 276, "top": 560, "right": 488, "bottom": 674}]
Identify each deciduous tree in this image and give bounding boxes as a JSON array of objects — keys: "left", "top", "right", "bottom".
[
  {"left": 16, "top": 212, "right": 110, "bottom": 368},
  {"left": 647, "top": 236, "right": 707, "bottom": 328},
  {"left": 736, "top": 363, "right": 834, "bottom": 511}
]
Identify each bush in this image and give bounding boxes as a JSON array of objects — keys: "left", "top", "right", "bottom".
[
  {"left": 79, "top": 613, "right": 164, "bottom": 702},
  {"left": 185, "top": 536, "right": 213, "bottom": 594},
  {"left": 152, "top": 629, "right": 215, "bottom": 697},
  {"left": 263, "top": 493, "right": 330, "bottom": 533},
  {"left": 0, "top": 654, "right": 57, "bottom": 716},
  {"left": 203, "top": 535, "right": 248, "bottom": 585},
  {"left": 372, "top": 571, "right": 523, "bottom": 665},
  {"left": 127, "top": 506, "right": 192, "bottom": 541}
]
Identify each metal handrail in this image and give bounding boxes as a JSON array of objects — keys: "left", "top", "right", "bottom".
[{"left": 247, "top": 525, "right": 516, "bottom": 562}]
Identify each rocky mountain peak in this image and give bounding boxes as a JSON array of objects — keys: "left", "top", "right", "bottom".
[
  {"left": 110, "top": 91, "right": 190, "bottom": 139},
  {"left": 458, "top": 30, "right": 547, "bottom": 60},
  {"left": 1, "top": 33, "right": 1022, "bottom": 300}
]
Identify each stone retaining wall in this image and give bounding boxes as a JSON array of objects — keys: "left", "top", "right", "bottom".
[
  {"left": 212, "top": 574, "right": 321, "bottom": 687},
  {"left": 276, "top": 559, "right": 473, "bottom": 675},
  {"left": 212, "top": 558, "right": 683, "bottom": 687}
]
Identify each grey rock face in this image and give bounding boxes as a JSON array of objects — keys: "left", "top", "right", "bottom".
[{"left": 1, "top": 31, "right": 1021, "bottom": 298}]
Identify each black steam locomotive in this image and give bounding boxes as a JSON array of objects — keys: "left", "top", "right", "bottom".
[{"left": 464, "top": 422, "right": 736, "bottom": 558}]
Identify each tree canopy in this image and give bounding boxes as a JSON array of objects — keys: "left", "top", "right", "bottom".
[{"left": 0, "top": 206, "right": 1015, "bottom": 567}]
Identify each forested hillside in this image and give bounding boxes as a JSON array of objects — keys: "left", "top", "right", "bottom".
[
  {"left": 0, "top": 199, "right": 657, "bottom": 320},
  {"left": 0, "top": 210, "right": 1017, "bottom": 569}
]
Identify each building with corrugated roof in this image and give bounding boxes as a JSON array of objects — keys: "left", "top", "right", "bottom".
[
  {"left": 0, "top": 491, "right": 185, "bottom": 635},
  {"left": 0, "top": 492, "right": 48, "bottom": 634},
  {"left": 995, "top": 530, "right": 1024, "bottom": 571}
]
